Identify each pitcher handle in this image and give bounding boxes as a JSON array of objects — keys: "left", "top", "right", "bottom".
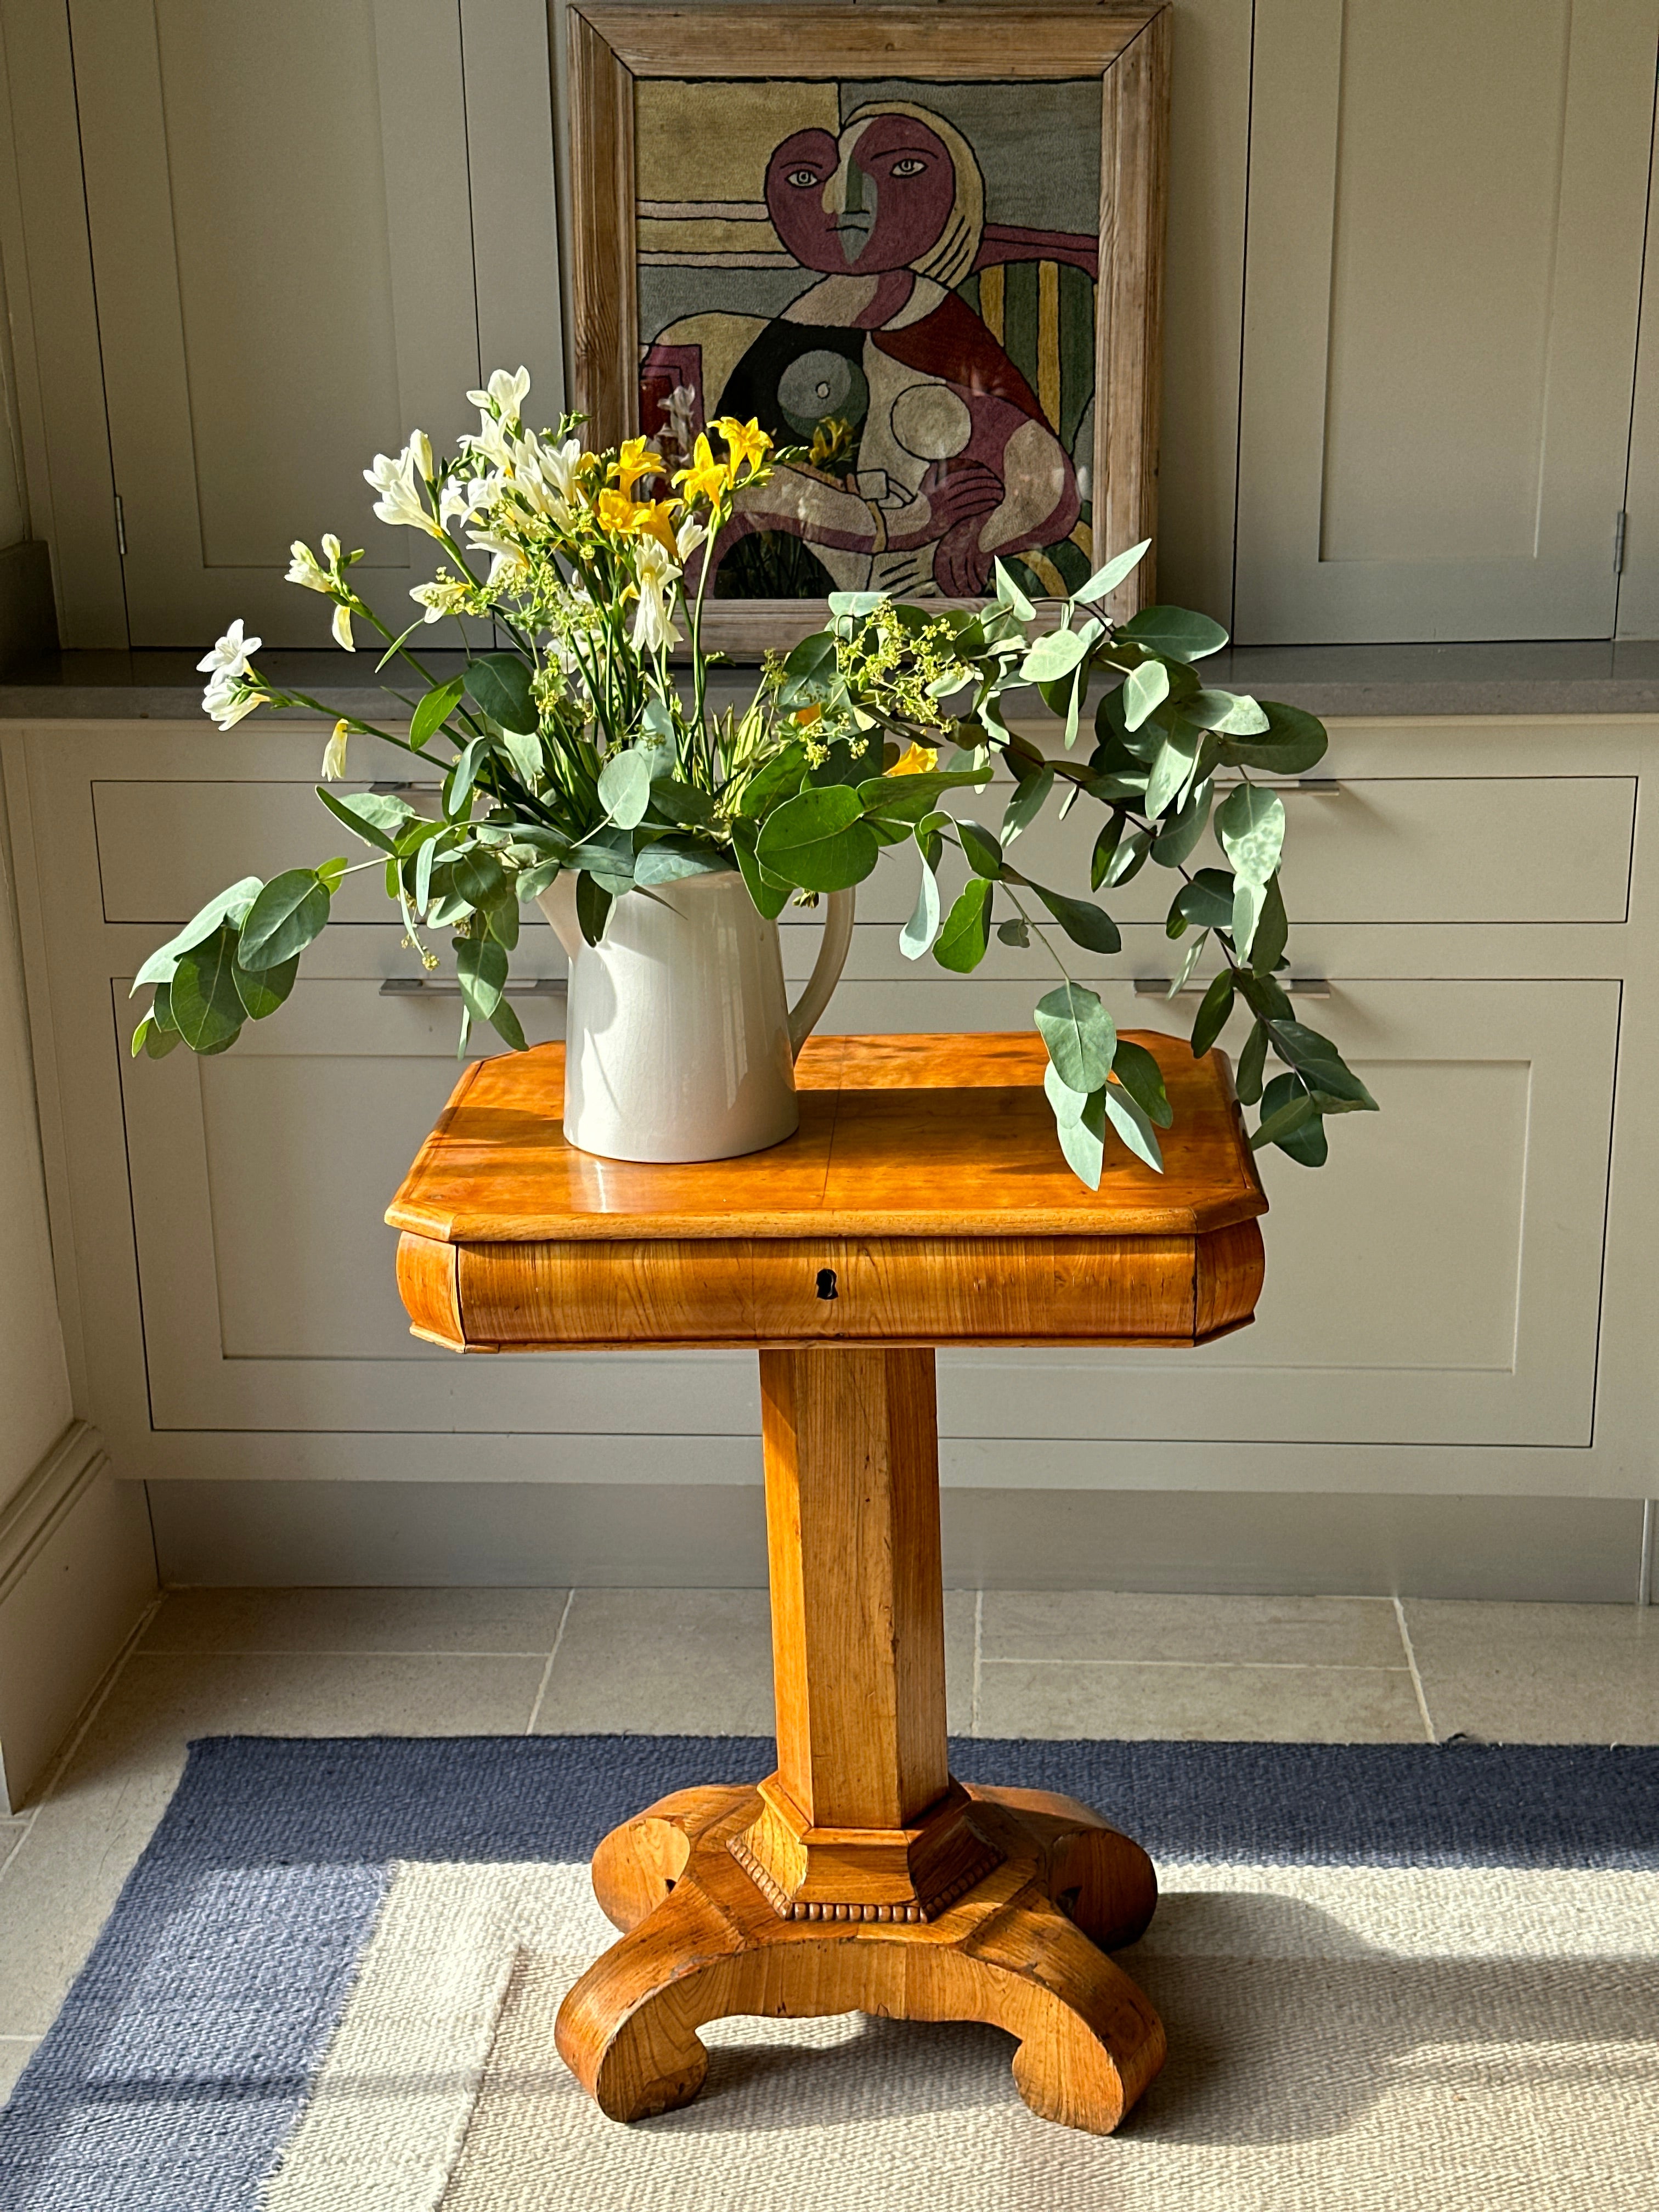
[{"left": 787, "top": 887, "right": 855, "bottom": 1058}]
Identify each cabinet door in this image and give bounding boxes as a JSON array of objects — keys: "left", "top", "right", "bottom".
[
  {"left": 928, "top": 979, "right": 1619, "bottom": 1453},
  {"left": 66, "top": 0, "right": 512, "bottom": 646},
  {"left": 1234, "top": 0, "right": 1659, "bottom": 644}
]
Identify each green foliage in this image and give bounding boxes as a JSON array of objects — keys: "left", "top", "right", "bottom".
[{"left": 146, "top": 439, "right": 1372, "bottom": 1188}]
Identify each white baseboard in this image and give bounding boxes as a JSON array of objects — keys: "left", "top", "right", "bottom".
[
  {"left": 0, "top": 1421, "right": 156, "bottom": 1812},
  {"left": 145, "top": 1479, "right": 1646, "bottom": 1604}
]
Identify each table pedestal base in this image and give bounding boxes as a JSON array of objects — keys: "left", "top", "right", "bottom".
[{"left": 554, "top": 1779, "right": 1165, "bottom": 2135}]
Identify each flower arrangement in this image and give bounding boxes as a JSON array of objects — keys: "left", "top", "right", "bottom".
[{"left": 133, "top": 368, "right": 1374, "bottom": 1184}]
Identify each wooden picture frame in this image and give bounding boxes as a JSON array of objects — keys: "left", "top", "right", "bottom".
[{"left": 567, "top": 4, "right": 1170, "bottom": 652}]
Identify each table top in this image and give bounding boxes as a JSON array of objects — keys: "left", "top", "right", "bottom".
[{"left": 386, "top": 1031, "right": 1267, "bottom": 1246}]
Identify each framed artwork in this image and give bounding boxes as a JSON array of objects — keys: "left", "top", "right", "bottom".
[{"left": 568, "top": 5, "right": 1170, "bottom": 650}]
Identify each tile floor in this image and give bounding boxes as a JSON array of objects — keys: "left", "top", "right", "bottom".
[{"left": 1, "top": 1584, "right": 1654, "bottom": 2103}]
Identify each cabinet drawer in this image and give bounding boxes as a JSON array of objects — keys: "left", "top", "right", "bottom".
[
  {"left": 811, "top": 776, "right": 1635, "bottom": 933},
  {"left": 97, "top": 772, "right": 1634, "bottom": 936},
  {"left": 95, "top": 777, "right": 458, "bottom": 927}
]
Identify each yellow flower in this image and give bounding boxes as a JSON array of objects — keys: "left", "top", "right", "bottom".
[
  {"left": 673, "top": 433, "right": 730, "bottom": 506},
  {"left": 808, "top": 417, "right": 853, "bottom": 469},
  {"left": 611, "top": 437, "right": 661, "bottom": 501},
  {"left": 596, "top": 489, "right": 679, "bottom": 557},
  {"left": 791, "top": 704, "right": 823, "bottom": 730},
  {"left": 712, "top": 415, "right": 771, "bottom": 480},
  {"left": 889, "top": 742, "right": 939, "bottom": 776}
]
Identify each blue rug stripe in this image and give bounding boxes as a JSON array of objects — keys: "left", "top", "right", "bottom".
[
  {"left": 1, "top": 1862, "right": 390, "bottom": 2212},
  {"left": 75, "top": 1734, "right": 1659, "bottom": 1871},
  {"left": 3, "top": 1734, "right": 1658, "bottom": 2210}
]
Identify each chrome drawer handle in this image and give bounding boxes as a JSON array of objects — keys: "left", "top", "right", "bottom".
[
  {"left": 1134, "top": 975, "right": 1331, "bottom": 1000},
  {"left": 379, "top": 977, "right": 566, "bottom": 998}
]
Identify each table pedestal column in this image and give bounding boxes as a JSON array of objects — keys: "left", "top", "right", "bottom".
[{"left": 554, "top": 1347, "right": 1166, "bottom": 2135}]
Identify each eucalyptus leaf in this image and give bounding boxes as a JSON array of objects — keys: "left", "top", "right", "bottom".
[
  {"left": 232, "top": 950, "right": 300, "bottom": 1022},
  {"left": 597, "top": 748, "right": 652, "bottom": 830},
  {"left": 411, "top": 675, "right": 466, "bottom": 746},
  {"left": 757, "top": 785, "right": 880, "bottom": 892},
  {"left": 1144, "top": 721, "right": 1201, "bottom": 819},
  {"left": 1102, "top": 826, "right": 1152, "bottom": 888},
  {"left": 1235, "top": 1019, "right": 1268, "bottom": 1104},
  {"left": 131, "top": 1012, "right": 180, "bottom": 1060},
  {"left": 455, "top": 932, "right": 507, "bottom": 1019},
  {"left": 1221, "top": 699, "right": 1329, "bottom": 775},
  {"left": 1117, "top": 606, "right": 1229, "bottom": 662},
  {"left": 1175, "top": 867, "right": 1235, "bottom": 932},
  {"left": 1056, "top": 1087, "right": 1106, "bottom": 1188},
  {"left": 933, "top": 877, "right": 993, "bottom": 972},
  {"left": 170, "top": 924, "right": 247, "bottom": 1053},
  {"left": 1266, "top": 1022, "right": 1378, "bottom": 1110},
  {"left": 1250, "top": 873, "right": 1289, "bottom": 975},
  {"left": 735, "top": 740, "right": 808, "bottom": 817},
  {"left": 957, "top": 819, "right": 1003, "bottom": 878},
  {"left": 1121, "top": 659, "right": 1171, "bottom": 732},
  {"left": 992, "top": 558, "right": 1035, "bottom": 622},
  {"left": 131, "top": 877, "right": 264, "bottom": 991},
  {"left": 466, "top": 652, "right": 538, "bottom": 735},
  {"left": 1257, "top": 1074, "right": 1330, "bottom": 1164},
  {"left": 1232, "top": 874, "right": 1267, "bottom": 959},
  {"left": 1153, "top": 777, "right": 1212, "bottom": 868},
  {"left": 1072, "top": 538, "right": 1151, "bottom": 606},
  {"left": 1110, "top": 1037, "right": 1174, "bottom": 1127},
  {"left": 996, "top": 915, "right": 1030, "bottom": 946},
  {"left": 634, "top": 839, "right": 731, "bottom": 885},
  {"left": 1102, "top": 1079, "right": 1165, "bottom": 1171},
  {"left": 1001, "top": 764, "right": 1054, "bottom": 843},
  {"left": 239, "top": 869, "right": 331, "bottom": 968},
  {"left": 731, "top": 823, "right": 791, "bottom": 919},
  {"left": 900, "top": 856, "right": 943, "bottom": 960},
  {"left": 1034, "top": 982, "right": 1116, "bottom": 1092},
  {"left": 1216, "top": 782, "right": 1286, "bottom": 886},
  {"left": 1019, "top": 625, "right": 1092, "bottom": 686},
  {"left": 1190, "top": 968, "right": 1235, "bottom": 1057},
  {"left": 1043, "top": 1061, "right": 1090, "bottom": 1125},
  {"left": 317, "top": 786, "right": 414, "bottom": 854},
  {"left": 1189, "top": 690, "right": 1269, "bottom": 736},
  {"left": 1032, "top": 885, "right": 1121, "bottom": 955},
  {"left": 501, "top": 730, "right": 544, "bottom": 789},
  {"left": 575, "top": 872, "right": 612, "bottom": 946},
  {"left": 648, "top": 776, "right": 716, "bottom": 828}
]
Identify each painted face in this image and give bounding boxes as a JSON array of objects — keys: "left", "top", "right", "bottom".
[{"left": 765, "top": 115, "right": 956, "bottom": 275}]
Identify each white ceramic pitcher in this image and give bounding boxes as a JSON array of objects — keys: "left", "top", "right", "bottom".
[{"left": 537, "top": 869, "right": 855, "bottom": 1163}]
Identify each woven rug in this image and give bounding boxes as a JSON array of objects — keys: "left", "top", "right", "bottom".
[{"left": 3, "top": 1736, "right": 1657, "bottom": 2211}]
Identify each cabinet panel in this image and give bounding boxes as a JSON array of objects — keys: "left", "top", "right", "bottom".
[
  {"left": 116, "top": 964, "right": 1616, "bottom": 1453},
  {"left": 95, "top": 774, "right": 1638, "bottom": 937},
  {"left": 1235, "top": 0, "right": 1659, "bottom": 642},
  {"left": 69, "top": 0, "right": 482, "bottom": 645},
  {"left": 935, "top": 979, "right": 1620, "bottom": 1448}
]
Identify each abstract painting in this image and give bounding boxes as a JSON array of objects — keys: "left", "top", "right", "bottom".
[{"left": 569, "top": 6, "right": 1170, "bottom": 642}]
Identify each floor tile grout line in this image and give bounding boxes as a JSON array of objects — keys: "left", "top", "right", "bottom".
[
  {"left": 136, "top": 1649, "right": 558, "bottom": 1661},
  {"left": 1393, "top": 1595, "right": 1437, "bottom": 1743},
  {"left": 525, "top": 1589, "right": 578, "bottom": 1736},
  {"left": 977, "top": 1657, "right": 1414, "bottom": 1674},
  {"left": 971, "top": 1589, "right": 984, "bottom": 1737}
]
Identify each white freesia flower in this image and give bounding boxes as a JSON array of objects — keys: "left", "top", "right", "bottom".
[
  {"left": 630, "top": 537, "right": 682, "bottom": 654},
  {"left": 286, "top": 540, "right": 330, "bottom": 593},
  {"left": 465, "top": 522, "right": 529, "bottom": 589},
  {"left": 197, "top": 618, "right": 259, "bottom": 681},
  {"left": 321, "top": 720, "right": 349, "bottom": 780},
  {"left": 410, "top": 577, "right": 471, "bottom": 624},
  {"left": 364, "top": 441, "right": 442, "bottom": 537},
  {"left": 410, "top": 430, "right": 434, "bottom": 483},
  {"left": 201, "top": 668, "right": 262, "bottom": 731},
  {"left": 675, "top": 514, "right": 709, "bottom": 562},
  {"left": 331, "top": 602, "right": 356, "bottom": 651},
  {"left": 321, "top": 532, "right": 342, "bottom": 564},
  {"left": 465, "top": 366, "right": 531, "bottom": 422}
]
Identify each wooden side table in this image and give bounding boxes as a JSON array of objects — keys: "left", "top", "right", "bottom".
[{"left": 388, "top": 1031, "right": 1266, "bottom": 2135}]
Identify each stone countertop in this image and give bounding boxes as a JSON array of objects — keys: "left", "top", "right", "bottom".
[{"left": 7, "top": 641, "right": 1659, "bottom": 721}]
